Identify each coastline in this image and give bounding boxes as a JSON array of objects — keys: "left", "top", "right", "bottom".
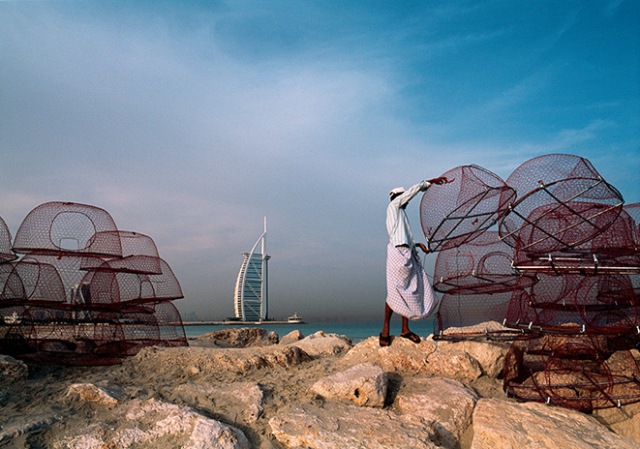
[
  {"left": 1, "top": 323, "right": 638, "bottom": 448},
  {"left": 183, "top": 320, "right": 305, "bottom": 326},
  {"left": 182, "top": 319, "right": 437, "bottom": 342}
]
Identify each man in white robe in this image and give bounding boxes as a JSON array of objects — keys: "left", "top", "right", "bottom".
[{"left": 380, "top": 176, "right": 448, "bottom": 346}]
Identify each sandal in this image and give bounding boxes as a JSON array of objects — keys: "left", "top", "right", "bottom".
[
  {"left": 379, "top": 333, "right": 392, "bottom": 347},
  {"left": 400, "top": 331, "right": 421, "bottom": 344}
]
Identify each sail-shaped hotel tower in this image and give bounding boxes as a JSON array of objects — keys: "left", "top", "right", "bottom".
[{"left": 233, "top": 218, "right": 270, "bottom": 321}]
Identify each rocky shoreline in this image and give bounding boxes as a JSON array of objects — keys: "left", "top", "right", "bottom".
[{"left": 1, "top": 325, "right": 639, "bottom": 448}]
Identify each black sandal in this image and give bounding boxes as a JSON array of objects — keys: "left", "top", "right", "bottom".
[
  {"left": 400, "top": 331, "right": 421, "bottom": 344},
  {"left": 379, "top": 333, "right": 392, "bottom": 347}
]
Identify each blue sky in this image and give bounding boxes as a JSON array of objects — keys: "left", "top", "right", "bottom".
[{"left": 1, "top": 0, "right": 639, "bottom": 321}]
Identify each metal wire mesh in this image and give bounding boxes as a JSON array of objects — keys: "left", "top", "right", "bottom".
[
  {"left": 420, "top": 165, "right": 515, "bottom": 252},
  {"left": 429, "top": 154, "right": 640, "bottom": 409},
  {"left": 434, "top": 291, "right": 523, "bottom": 340},
  {"left": 0, "top": 217, "right": 17, "bottom": 263},
  {"left": 0, "top": 201, "right": 187, "bottom": 365},
  {"left": 500, "top": 154, "right": 624, "bottom": 254},
  {"left": 433, "top": 231, "right": 535, "bottom": 294},
  {"left": 12, "top": 201, "right": 122, "bottom": 257},
  {"left": 79, "top": 257, "right": 183, "bottom": 305},
  {"left": 80, "top": 231, "right": 161, "bottom": 273},
  {"left": 0, "top": 260, "right": 66, "bottom": 303},
  {"left": 513, "top": 203, "right": 640, "bottom": 274},
  {"left": 504, "top": 273, "right": 640, "bottom": 334},
  {"left": 503, "top": 334, "right": 640, "bottom": 412}
]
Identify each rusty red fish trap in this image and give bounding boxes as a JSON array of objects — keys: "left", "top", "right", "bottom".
[
  {"left": 432, "top": 231, "right": 535, "bottom": 340},
  {"left": 499, "top": 154, "right": 624, "bottom": 263},
  {"left": 504, "top": 273, "right": 640, "bottom": 335},
  {"left": 0, "top": 201, "right": 186, "bottom": 365},
  {"left": 503, "top": 334, "right": 640, "bottom": 412},
  {"left": 433, "top": 231, "right": 535, "bottom": 295},
  {"left": 512, "top": 203, "right": 640, "bottom": 275},
  {"left": 427, "top": 155, "right": 640, "bottom": 409},
  {"left": 420, "top": 165, "right": 516, "bottom": 253},
  {"left": 12, "top": 201, "right": 122, "bottom": 257},
  {"left": 434, "top": 291, "right": 524, "bottom": 341},
  {"left": 0, "top": 217, "right": 17, "bottom": 263}
]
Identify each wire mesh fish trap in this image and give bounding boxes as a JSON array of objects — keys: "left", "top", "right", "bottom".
[
  {"left": 0, "top": 216, "right": 17, "bottom": 263},
  {"left": 79, "top": 257, "right": 184, "bottom": 305},
  {"left": 500, "top": 154, "right": 624, "bottom": 257},
  {"left": 504, "top": 273, "right": 640, "bottom": 334},
  {"left": 12, "top": 201, "right": 122, "bottom": 257},
  {"left": 418, "top": 154, "right": 638, "bottom": 410},
  {"left": 503, "top": 334, "right": 640, "bottom": 412},
  {"left": 512, "top": 203, "right": 640, "bottom": 274},
  {"left": 1, "top": 201, "right": 187, "bottom": 365},
  {"left": 420, "top": 165, "right": 516, "bottom": 252},
  {"left": 434, "top": 291, "right": 525, "bottom": 341},
  {"left": 0, "top": 259, "right": 66, "bottom": 303},
  {"left": 433, "top": 231, "right": 535, "bottom": 294},
  {"left": 79, "top": 231, "right": 162, "bottom": 273}
]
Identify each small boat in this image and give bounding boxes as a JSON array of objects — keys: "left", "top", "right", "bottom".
[{"left": 287, "top": 313, "right": 303, "bottom": 323}]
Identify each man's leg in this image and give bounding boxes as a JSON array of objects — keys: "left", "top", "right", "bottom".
[
  {"left": 379, "top": 303, "right": 394, "bottom": 346},
  {"left": 381, "top": 303, "right": 393, "bottom": 336},
  {"left": 400, "top": 316, "right": 421, "bottom": 343},
  {"left": 401, "top": 316, "right": 411, "bottom": 335}
]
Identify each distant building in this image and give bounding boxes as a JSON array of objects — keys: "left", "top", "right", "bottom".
[{"left": 233, "top": 219, "right": 270, "bottom": 321}]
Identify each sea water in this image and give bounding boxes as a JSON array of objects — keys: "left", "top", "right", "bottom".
[{"left": 184, "top": 318, "right": 436, "bottom": 343}]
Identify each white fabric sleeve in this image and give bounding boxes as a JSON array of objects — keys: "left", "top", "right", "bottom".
[{"left": 397, "top": 181, "right": 429, "bottom": 208}]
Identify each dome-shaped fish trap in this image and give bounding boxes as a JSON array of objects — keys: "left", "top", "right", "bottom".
[
  {"left": 0, "top": 259, "right": 66, "bottom": 303},
  {"left": 0, "top": 216, "right": 17, "bottom": 263},
  {"left": 503, "top": 334, "right": 640, "bottom": 411},
  {"left": 513, "top": 203, "right": 640, "bottom": 274},
  {"left": 13, "top": 201, "right": 122, "bottom": 257},
  {"left": 79, "top": 230, "right": 162, "bottom": 274},
  {"left": 78, "top": 257, "right": 183, "bottom": 306},
  {"left": 433, "top": 231, "right": 535, "bottom": 294},
  {"left": 434, "top": 290, "right": 521, "bottom": 340},
  {"left": 505, "top": 273, "right": 640, "bottom": 334},
  {"left": 1, "top": 201, "right": 187, "bottom": 365},
  {"left": 420, "top": 165, "right": 516, "bottom": 253},
  {"left": 500, "top": 154, "right": 624, "bottom": 261},
  {"left": 411, "top": 154, "right": 638, "bottom": 410}
]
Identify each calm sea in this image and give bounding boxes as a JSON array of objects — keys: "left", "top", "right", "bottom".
[{"left": 184, "top": 319, "right": 436, "bottom": 343}]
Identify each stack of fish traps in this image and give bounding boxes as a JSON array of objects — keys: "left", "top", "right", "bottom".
[
  {"left": 0, "top": 201, "right": 187, "bottom": 365},
  {"left": 421, "top": 154, "right": 640, "bottom": 411}
]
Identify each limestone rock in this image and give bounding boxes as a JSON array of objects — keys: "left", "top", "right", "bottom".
[
  {"left": 279, "top": 329, "right": 304, "bottom": 345},
  {"left": 438, "top": 320, "right": 513, "bottom": 338},
  {"left": 191, "top": 327, "right": 278, "bottom": 348},
  {"left": 0, "top": 414, "right": 59, "bottom": 445},
  {"left": 311, "top": 362, "right": 387, "bottom": 407},
  {"left": 594, "top": 401, "right": 640, "bottom": 445},
  {"left": 471, "top": 398, "right": 639, "bottom": 449},
  {"left": 66, "top": 383, "right": 119, "bottom": 407},
  {"left": 127, "top": 344, "right": 312, "bottom": 379},
  {"left": 340, "top": 336, "right": 436, "bottom": 373},
  {"left": 395, "top": 376, "right": 478, "bottom": 449},
  {"left": 269, "top": 402, "right": 440, "bottom": 449},
  {"left": 432, "top": 338, "right": 509, "bottom": 378},
  {"left": 52, "top": 398, "right": 250, "bottom": 449},
  {"left": 0, "top": 354, "right": 28, "bottom": 382},
  {"left": 288, "top": 331, "right": 353, "bottom": 356},
  {"left": 426, "top": 345, "right": 483, "bottom": 382},
  {"left": 341, "top": 336, "right": 482, "bottom": 381},
  {"left": 168, "top": 381, "right": 264, "bottom": 423}
]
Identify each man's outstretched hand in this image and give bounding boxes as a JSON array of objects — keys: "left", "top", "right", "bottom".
[{"left": 427, "top": 176, "right": 451, "bottom": 185}]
